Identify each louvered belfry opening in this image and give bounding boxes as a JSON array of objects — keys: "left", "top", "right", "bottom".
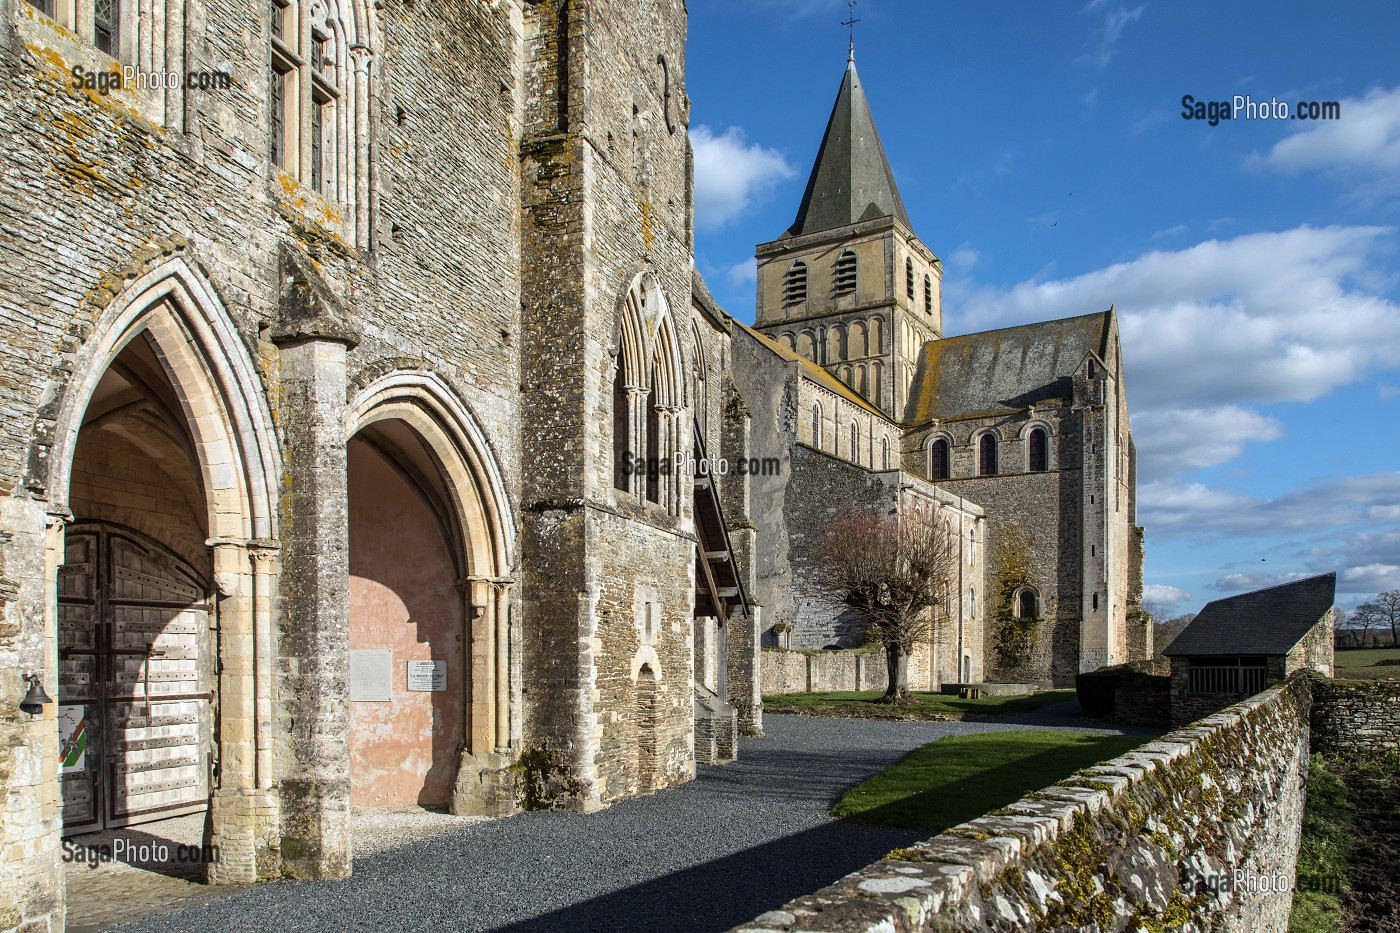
[
  {"left": 784, "top": 261, "right": 808, "bottom": 306},
  {"left": 834, "top": 250, "right": 858, "bottom": 296}
]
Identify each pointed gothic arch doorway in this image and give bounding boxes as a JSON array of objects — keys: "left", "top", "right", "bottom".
[{"left": 345, "top": 373, "right": 517, "bottom": 814}]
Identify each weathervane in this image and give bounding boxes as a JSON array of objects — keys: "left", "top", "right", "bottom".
[{"left": 842, "top": 0, "right": 860, "bottom": 64}]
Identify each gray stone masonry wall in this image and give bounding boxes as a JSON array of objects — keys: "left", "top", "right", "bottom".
[
  {"left": 731, "top": 674, "right": 1313, "bottom": 933},
  {"left": 914, "top": 401, "right": 1084, "bottom": 688},
  {"left": 784, "top": 444, "right": 898, "bottom": 649},
  {"left": 1311, "top": 677, "right": 1400, "bottom": 757},
  {"left": 517, "top": 0, "right": 697, "bottom": 810},
  {"left": 1287, "top": 612, "right": 1334, "bottom": 677},
  {"left": 760, "top": 648, "right": 886, "bottom": 695}
]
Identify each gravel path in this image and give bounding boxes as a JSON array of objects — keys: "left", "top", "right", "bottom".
[{"left": 107, "top": 706, "right": 1151, "bottom": 933}]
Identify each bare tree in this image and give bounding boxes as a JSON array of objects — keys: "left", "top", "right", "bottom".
[
  {"left": 816, "top": 503, "right": 955, "bottom": 704},
  {"left": 1354, "top": 591, "right": 1400, "bottom": 647}
]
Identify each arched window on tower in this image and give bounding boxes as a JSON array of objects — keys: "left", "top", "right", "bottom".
[
  {"left": 929, "top": 437, "right": 950, "bottom": 480},
  {"left": 905, "top": 257, "right": 915, "bottom": 298},
  {"left": 784, "top": 260, "right": 808, "bottom": 306},
  {"left": 1017, "top": 588, "right": 1041, "bottom": 620},
  {"left": 1028, "top": 428, "right": 1049, "bottom": 472},
  {"left": 924, "top": 274, "right": 933, "bottom": 313},
  {"left": 979, "top": 433, "right": 998, "bottom": 476},
  {"left": 835, "top": 250, "right": 858, "bottom": 296}
]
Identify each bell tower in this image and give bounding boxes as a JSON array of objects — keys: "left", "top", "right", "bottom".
[{"left": 753, "top": 57, "right": 941, "bottom": 419}]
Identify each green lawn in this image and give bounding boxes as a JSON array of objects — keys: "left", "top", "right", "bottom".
[
  {"left": 1289, "top": 755, "right": 1352, "bottom": 933},
  {"left": 763, "top": 688, "right": 1078, "bottom": 720},
  {"left": 832, "top": 729, "right": 1147, "bottom": 833},
  {"left": 1334, "top": 647, "right": 1400, "bottom": 667},
  {"left": 1333, "top": 647, "right": 1400, "bottom": 680}
]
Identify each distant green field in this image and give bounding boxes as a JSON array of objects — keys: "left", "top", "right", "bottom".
[
  {"left": 832, "top": 730, "right": 1147, "bottom": 833},
  {"left": 1334, "top": 648, "right": 1400, "bottom": 678}
]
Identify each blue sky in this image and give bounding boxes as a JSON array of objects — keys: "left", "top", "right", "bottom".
[{"left": 685, "top": 0, "right": 1400, "bottom": 616}]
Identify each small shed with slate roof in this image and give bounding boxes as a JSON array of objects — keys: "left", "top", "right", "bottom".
[{"left": 1164, "top": 572, "right": 1335, "bottom": 726}]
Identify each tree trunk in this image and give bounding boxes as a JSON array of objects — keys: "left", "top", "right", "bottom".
[{"left": 881, "top": 643, "right": 911, "bottom": 704}]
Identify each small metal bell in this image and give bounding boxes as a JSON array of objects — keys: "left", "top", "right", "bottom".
[{"left": 20, "top": 674, "right": 52, "bottom": 716}]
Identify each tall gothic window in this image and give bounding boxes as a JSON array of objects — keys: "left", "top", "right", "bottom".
[
  {"left": 849, "top": 421, "right": 859, "bottom": 463},
  {"left": 93, "top": 0, "right": 118, "bottom": 54},
  {"left": 881, "top": 436, "right": 890, "bottom": 470},
  {"left": 268, "top": 0, "right": 370, "bottom": 237},
  {"left": 924, "top": 274, "right": 933, "bottom": 313},
  {"left": 270, "top": 1, "right": 299, "bottom": 173},
  {"left": 929, "top": 438, "right": 950, "bottom": 480},
  {"left": 835, "top": 250, "right": 858, "bottom": 296},
  {"left": 1028, "top": 428, "right": 1049, "bottom": 472},
  {"left": 784, "top": 260, "right": 808, "bottom": 306},
  {"left": 612, "top": 357, "right": 629, "bottom": 491},
  {"left": 979, "top": 433, "right": 998, "bottom": 476},
  {"left": 811, "top": 404, "right": 822, "bottom": 448},
  {"left": 905, "top": 257, "right": 915, "bottom": 298}
]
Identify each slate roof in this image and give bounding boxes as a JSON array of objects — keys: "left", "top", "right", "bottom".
[
  {"left": 1163, "top": 573, "right": 1337, "bottom": 658},
  {"left": 906, "top": 310, "right": 1112, "bottom": 423},
  {"left": 785, "top": 61, "right": 912, "bottom": 238}
]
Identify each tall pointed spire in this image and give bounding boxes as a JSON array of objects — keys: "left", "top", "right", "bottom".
[{"left": 786, "top": 61, "right": 911, "bottom": 238}]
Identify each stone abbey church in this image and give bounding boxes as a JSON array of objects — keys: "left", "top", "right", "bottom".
[{"left": 0, "top": 0, "right": 1144, "bottom": 927}]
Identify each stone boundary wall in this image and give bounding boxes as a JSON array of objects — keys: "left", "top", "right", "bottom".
[
  {"left": 1311, "top": 677, "right": 1400, "bottom": 757},
  {"left": 731, "top": 675, "right": 1312, "bottom": 933},
  {"left": 761, "top": 649, "right": 888, "bottom": 695}
]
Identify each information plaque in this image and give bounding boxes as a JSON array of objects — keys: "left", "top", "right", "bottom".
[
  {"left": 349, "top": 649, "right": 392, "bottom": 701},
  {"left": 407, "top": 659, "right": 447, "bottom": 692}
]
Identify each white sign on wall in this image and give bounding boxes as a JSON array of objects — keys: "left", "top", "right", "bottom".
[
  {"left": 349, "top": 649, "right": 392, "bottom": 701},
  {"left": 407, "top": 659, "right": 447, "bottom": 692}
]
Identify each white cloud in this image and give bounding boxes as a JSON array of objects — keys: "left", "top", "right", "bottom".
[
  {"left": 1253, "top": 85, "right": 1400, "bottom": 197},
  {"left": 1133, "top": 406, "right": 1283, "bottom": 477},
  {"left": 725, "top": 259, "right": 757, "bottom": 290},
  {"left": 1076, "top": 1, "right": 1145, "bottom": 69},
  {"left": 1144, "top": 583, "right": 1192, "bottom": 607},
  {"left": 1211, "top": 571, "right": 1311, "bottom": 593},
  {"left": 950, "top": 224, "right": 1400, "bottom": 481},
  {"left": 691, "top": 125, "right": 795, "bottom": 231},
  {"left": 1140, "top": 472, "right": 1400, "bottom": 543}
]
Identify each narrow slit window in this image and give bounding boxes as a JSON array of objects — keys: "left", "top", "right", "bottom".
[
  {"left": 924, "top": 274, "right": 933, "bottom": 313},
  {"left": 905, "top": 257, "right": 915, "bottom": 298}
]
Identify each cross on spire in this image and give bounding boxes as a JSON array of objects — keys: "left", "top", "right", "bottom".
[{"left": 841, "top": 0, "right": 860, "bottom": 64}]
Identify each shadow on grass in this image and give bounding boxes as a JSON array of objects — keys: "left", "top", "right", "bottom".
[{"left": 835, "top": 731, "right": 1149, "bottom": 834}]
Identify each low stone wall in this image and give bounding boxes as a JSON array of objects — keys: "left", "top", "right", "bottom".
[
  {"left": 731, "top": 675, "right": 1312, "bottom": 933},
  {"left": 761, "top": 648, "right": 886, "bottom": 695},
  {"left": 1311, "top": 677, "right": 1400, "bottom": 757}
]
